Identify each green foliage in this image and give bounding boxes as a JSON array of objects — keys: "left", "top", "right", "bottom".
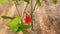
[
  {"left": 14, "top": 0, "right": 20, "bottom": 4},
  {"left": 0, "top": 0, "right": 11, "bottom": 4},
  {"left": 21, "top": 29, "right": 27, "bottom": 34},
  {"left": 18, "top": 24, "right": 31, "bottom": 34},
  {"left": 12, "top": 25, "right": 19, "bottom": 33},
  {"left": 6, "top": 16, "right": 31, "bottom": 34},
  {"left": 12, "top": 23, "right": 31, "bottom": 34},
  {"left": 6, "top": 16, "right": 21, "bottom": 28},
  {"left": 52, "top": 0, "right": 57, "bottom": 4},
  {"left": 37, "top": 0, "right": 41, "bottom": 6},
  {"left": 6, "top": 16, "right": 22, "bottom": 33},
  {"left": 2, "top": 16, "right": 15, "bottom": 19},
  {"left": 24, "top": 0, "right": 30, "bottom": 4},
  {"left": 19, "top": 24, "right": 27, "bottom": 34},
  {"left": 1, "top": 0, "right": 57, "bottom": 34}
]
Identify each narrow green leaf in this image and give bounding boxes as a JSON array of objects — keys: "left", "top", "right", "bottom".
[
  {"left": 2, "top": 16, "right": 15, "bottom": 19},
  {"left": 6, "top": 16, "right": 22, "bottom": 28},
  {"left": 37, "top": 0, "right": 41, "bottom": 6},
  {"left": 24, "top": 0, "right": 30, "bottom": 4},
  {"left": 52, "top": 0, "right": 57, "bottom": 4},
  {"left": 0, "top": 0, "right": 11, "bottom": 4}
]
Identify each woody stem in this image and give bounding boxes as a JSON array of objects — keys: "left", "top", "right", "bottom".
[
  {"left": 14, "top": 3, "right": 21, "bottom": 16},
  {"left": 31, "top": 0, "right": 33, "bottom": 30}
]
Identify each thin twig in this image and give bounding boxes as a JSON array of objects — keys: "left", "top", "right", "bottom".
[
  {"left": 31, "top": 0, "right": 33, "bottom": 30},
  {"left": 21, "top": 3, "right": 28, "bottom": 25},
  {"left": 32, "top": 0, "right": 38, "bottom": 13},
  {"left": 14, "top": 3, "right": 21, "bottom": 16},
  {"left": 8, "top": 0, "right": 20, "bottom": 16},
  {"left": 22, "top": 4, "right": 28, "bottom": 18},
  {"left": 31, "top": 0, "right": 38, "bottom": 30}
]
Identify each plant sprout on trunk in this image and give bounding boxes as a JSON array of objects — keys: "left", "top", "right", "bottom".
[{"left": 1, "top": 0, "right": 57, "bottom": 34}]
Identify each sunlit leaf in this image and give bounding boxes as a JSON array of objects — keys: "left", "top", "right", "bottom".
[
  {"left": 6, "top": 16, "right": 22, "bottom": 28},
  {"left": 12, "top": 24, "right": 21, "bottom": 33},
  {"left": 24, "top": 0, "right": 30, "bottom": 4}
]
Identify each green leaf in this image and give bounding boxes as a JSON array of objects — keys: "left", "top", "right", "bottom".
[
  {"left": 12, "top": 24, "right": 21, "bottom": 33},
  {"left": 6, "top": 16, "right": 22, "bottom": 33},
  {"left": 2, "top": 16, "right": 15, "bottom": 19},
  {"left": 37, "top": 0, "right": 41, "bottom": 6},
  {"left": 6, "top": 16, "right": 22, "bottom": 28},
  {"left": 18, "top": 24, "right": 27, "bottom": 34},
  {"left": 0, "top": 0, "right": 11, "bottom": 4},
  {"left": 21, "top": 29, "right": 27, "bottom": 34},
  {"left": 6, "top": 16, "right": 30, "bottom": 33},
  {"left": 12, "top": 26, "right": 19, "bottom": 33},
  {"left": 52, "top": 0, "right": 57, "bottom": 4},
  {"left": 24, "top": 0, "right": 30, "bottom": 4},
  {"left": 14, "top": 0, "right": 19, "bottom": 4}
]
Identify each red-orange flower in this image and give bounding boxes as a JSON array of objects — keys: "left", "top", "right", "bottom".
[{"left": 24, "top": 14, "right": 31, "bottom": 24}]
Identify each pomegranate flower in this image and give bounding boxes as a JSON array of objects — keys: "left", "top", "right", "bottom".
[{"left": 24, "top": 14, "right": 32, "bottom": 24}]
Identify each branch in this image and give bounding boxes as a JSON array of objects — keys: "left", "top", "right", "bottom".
[
  {"left": 22, "top": 4, "right": 28, "bottom": 18},
  {"left": 21, "top": 3, "right": 28, "bottom": 25},
  {"left": 14, "top": 3, "right": 21, "bottom": 16},
  {"left": 31, "top": 0, "right": 33, "bottom": 30},
  {"left": 32, "top": 0, "right": 38, "bottom": 13},
  {"left": 8, "top": 0, "right": 21, "bottom": 16},
  {"left": 31, "top": 0, "right": 38, "bottom": 30}
]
